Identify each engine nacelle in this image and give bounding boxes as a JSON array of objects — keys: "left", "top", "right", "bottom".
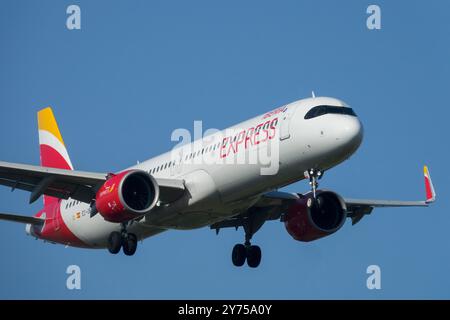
[
  {"left": 95, "top": 170, "right": 159, "bottom": 223},
  {"left": 284, "top": 191, "right": 346, "bottom": 242}
]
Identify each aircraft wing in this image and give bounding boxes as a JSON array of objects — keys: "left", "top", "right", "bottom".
[
  {"left": 344, "top": 166, "right": 436, "bottom": 224},
  {"left": 0, "top": 161, "right": 185, "bottom": 204},
  {"left": 211, "top": 166, "right": 436, "bottom": 231},
  {"left": 344, "top": 198, "right": 428, "bottom": 225}
]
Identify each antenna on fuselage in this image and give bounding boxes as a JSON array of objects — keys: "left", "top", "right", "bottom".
[{"left": 311, "top": 91, "right": 316, "bottom": 98}]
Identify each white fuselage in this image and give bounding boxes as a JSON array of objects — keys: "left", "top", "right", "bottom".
[{"left": 57, "top": 97, "right": 363, "bottom": 248}]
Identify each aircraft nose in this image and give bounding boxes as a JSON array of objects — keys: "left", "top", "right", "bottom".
[{"left": 339, "top": 116, "right": 363, "bottom": 151}]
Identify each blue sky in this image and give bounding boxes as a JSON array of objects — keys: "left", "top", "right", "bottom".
[{"left": 0, "top": 0, "right": 449, "bottom": 299}]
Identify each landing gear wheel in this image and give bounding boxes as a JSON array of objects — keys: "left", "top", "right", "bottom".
[
  {"left": 232, "top": 244, "right": 247, "bottom": 267},
  {"left": 122, "top": 233, "right": 138, "bottom": 256},
  {"left": 246, "top": 245, "right": 262, "bottom": 268},
  {"left": 107, "top": 231, "right": 122, "bottom": 254}
]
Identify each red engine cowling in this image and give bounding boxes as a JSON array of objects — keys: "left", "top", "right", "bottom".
[
  {"left": 95, "top": 170, "right": 159, "bottom": 223},
  {"left": 284, "top": 191, "right": 346, "bottom": 242}
]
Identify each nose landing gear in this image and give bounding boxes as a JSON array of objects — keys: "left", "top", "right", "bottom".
[
  {"left": 107, "top": 222, "right": 138, "bottom": 256},
  {"left": 304, "top": 168, "right": 323, "bottom": 199}
]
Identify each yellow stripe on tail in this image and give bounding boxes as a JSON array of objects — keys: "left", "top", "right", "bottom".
[{"left": 38, "top": 107, "right": 65, "bottom": 147}]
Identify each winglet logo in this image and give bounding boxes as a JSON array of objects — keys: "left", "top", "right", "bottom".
[{"left": 424, "top": 166, "right": 436, "bottom": 203}]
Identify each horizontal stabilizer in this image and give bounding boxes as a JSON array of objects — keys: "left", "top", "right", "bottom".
[{"left": 0, "top": 212, "right": 44, "bottom": 225}]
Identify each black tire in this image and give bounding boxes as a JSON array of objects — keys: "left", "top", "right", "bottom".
[
  {"left": 246, "top": 245, "right": 262, "bottom": 268},
  {"left": 232, "top": 244, "right": 247, "bottom": 267},
  {"left": 107, "top": 231, "right": 122, "bottom": 254},
  {"left": 123, "top": 233, "right": 138, "bottom": 256}
]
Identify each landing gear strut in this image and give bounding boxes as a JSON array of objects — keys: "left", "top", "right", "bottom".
[
  {"left": 107, "top": 222, "right": 138, "bottom": 256},
  {"left": 231, "top": 208, "right": 265, "bottom": 268},
  {"left": 304, "top": 168, "right": 323, "bottom": 199}
]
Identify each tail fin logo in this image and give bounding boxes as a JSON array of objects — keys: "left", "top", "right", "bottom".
[
  {"left": 38, "top": 107, "right": 74, "bottom": 206},
  {"left": 38, "top": 107, "right": 74, "bottom": 170}
]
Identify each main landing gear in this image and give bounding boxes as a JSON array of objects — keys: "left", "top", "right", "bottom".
[
  {"left": 231, "top": 208, "right": 267, "bottom": 268},
  {"left": 232, "top": 239, "right": 262, "bottom": 268},
  {"left": 107, "top": 223, "right": 138, "bottom": 256}
]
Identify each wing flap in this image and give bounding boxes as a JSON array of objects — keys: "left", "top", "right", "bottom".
[{"left": 156, "top": 178, "right": 186, "bottom": 203}]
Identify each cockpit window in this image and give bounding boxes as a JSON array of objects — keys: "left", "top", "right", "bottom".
[{"left": 304, "top": 105, "right": 356, "bottom": 119}]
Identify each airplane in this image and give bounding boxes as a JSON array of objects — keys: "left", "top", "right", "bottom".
[{"left": 0, "top": 97, "right": 436, "bottom": 268}]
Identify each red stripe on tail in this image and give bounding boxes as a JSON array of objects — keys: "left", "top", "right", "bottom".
[{"left": 40, "top": 144, "right": 72, "bottom": 205}]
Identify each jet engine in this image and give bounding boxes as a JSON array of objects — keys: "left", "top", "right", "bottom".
[
  {"left": 95, "top": 170, "right": 159, "bottom": 223},
  {"left": 284, "top": 191, "right": 347, "bottom": 242}
]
